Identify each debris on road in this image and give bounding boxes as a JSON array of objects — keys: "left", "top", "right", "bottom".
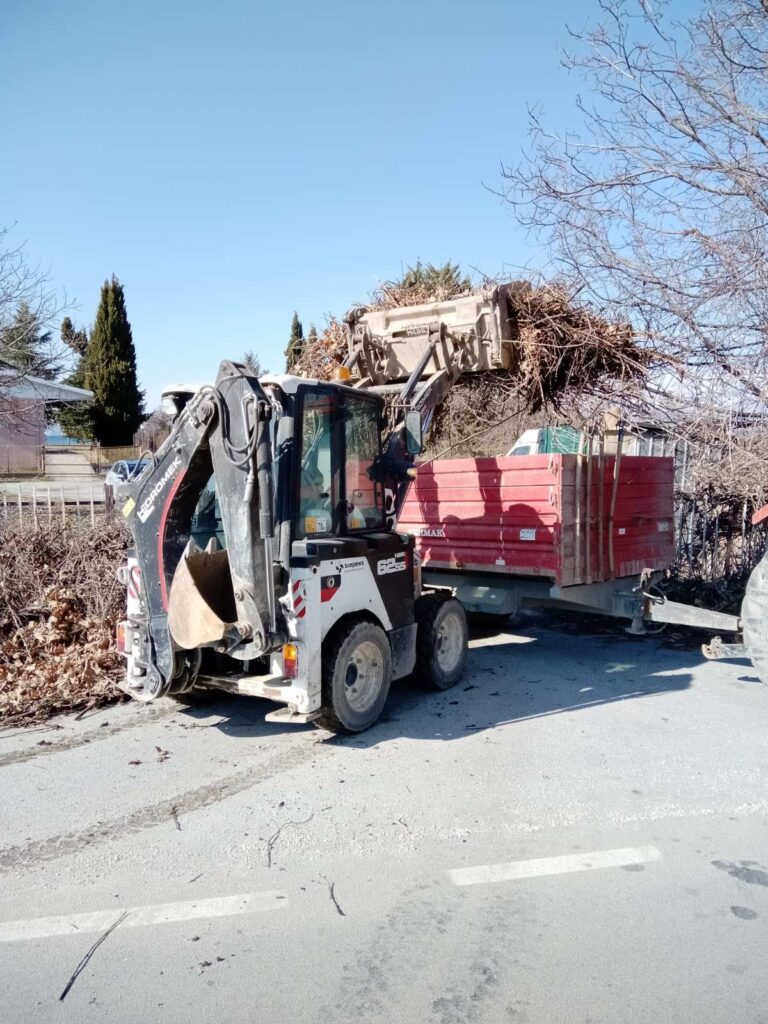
[
  {"left": 264, "top": 813, "right": 314, "bottom": 868},
  {"left": 59, "top": 911, "right": 128, "bottom": 1002},
  {"left": 328, "top": 881, "right": 345, "bottom": 917}
]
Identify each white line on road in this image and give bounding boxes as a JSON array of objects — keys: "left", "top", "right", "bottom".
[
  {"left": 0, "top": 892, "right": 288, "bottom": 943},
  {"left": 448, "top": 845, "right": 661, "bottom": 887}
]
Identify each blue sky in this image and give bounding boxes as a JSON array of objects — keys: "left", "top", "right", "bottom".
[{"left": 3, "top": 0, "right": 602, "bottom": 407}]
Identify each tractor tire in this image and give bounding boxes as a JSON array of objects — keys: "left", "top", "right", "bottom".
[
  {"left": 414, "top": 594, "right": 468, "bottom": 690},
  {"left": 741, "top": 550, "right": 768, "bottom": 684},
  {"left": 316, "top": 620, "right": 392, "bottom": 733}
]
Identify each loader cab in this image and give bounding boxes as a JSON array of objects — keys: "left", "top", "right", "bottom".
[
  {"left": 294, "top": 384, "right": 386, "bottom": 540},
  {"left": 187, "top": 380, "right": 389, "bottom": 557}
]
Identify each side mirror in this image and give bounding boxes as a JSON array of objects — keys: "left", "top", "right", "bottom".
[{"left": 405, "top": 410, "right": 423, "bottom": 455}]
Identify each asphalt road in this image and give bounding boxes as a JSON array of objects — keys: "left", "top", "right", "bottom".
[{"left": 1, "top": 616, "right": 767, "bottom": 1024}]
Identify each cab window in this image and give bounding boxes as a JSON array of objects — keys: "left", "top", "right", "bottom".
[
  {"left": 344, "top": 398, "right": 384, "bottom": 531},
  {"left": 296, "top": 390, "right": 335, "bottom": 538}
]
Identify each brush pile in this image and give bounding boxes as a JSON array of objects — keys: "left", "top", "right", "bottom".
[
  {"left": 295, "top": 278, "right": 651, "bottom": 421},
  {"left": 0, "top": 519, "right": 129, "bottom": 723},
  {"left": 503, "top": 284, "right": 648, "bottom": 412}
]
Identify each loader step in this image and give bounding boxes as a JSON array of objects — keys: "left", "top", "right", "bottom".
[{"left": 264, "top": 707, "right": 321, "bottom": 725}]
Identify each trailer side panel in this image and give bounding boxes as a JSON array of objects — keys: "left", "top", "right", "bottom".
[{"left": 400, "top": 454, "right": 674, "bottom": 586}]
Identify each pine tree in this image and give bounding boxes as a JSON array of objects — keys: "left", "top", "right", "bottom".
[
  {"left": 307, "top": 324, "right": 318, "bottom": 343},
  {"left": 83, "top": 277, "right": 144, "bottom": 445},
  {"left": 60, "top": 316, "right": 89, "bottom": 357},
  {"left": 285, "top": 312, "right": 304, "bottom": 370},
  {"left": 57, "top": 318, "right": 95, "bottom": 440},
  {"left": 0, "top": 302, "right": 59, "bottom": 379},
  {"left": 241, "top": 350, "right": 263, "bottom": 376}
]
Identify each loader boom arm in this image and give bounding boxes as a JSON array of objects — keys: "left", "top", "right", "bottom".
[{"left": 121, "top": 361, "right": 282, "bottom": 700}]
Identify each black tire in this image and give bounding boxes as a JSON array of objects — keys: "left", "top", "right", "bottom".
[
  {"left": 316, "top": 619, "right": 392, "bottom": 733},
  {"left": 415, "top": 594, "right": 468, "bottom": 690},
  {"left": 168, "top": 686, "right": 212, "bottom": 707},
  {"left": 742, "top": 550, "right": 768, "bottom": 683}
]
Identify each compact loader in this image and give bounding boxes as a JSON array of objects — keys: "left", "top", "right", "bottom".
[{"left": 116, "top": 286, "right": 528, "bottom": 731}]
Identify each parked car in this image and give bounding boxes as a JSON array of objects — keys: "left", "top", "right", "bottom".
[{"left": 105, "top": 459, "right": 149, "bottom": 490}]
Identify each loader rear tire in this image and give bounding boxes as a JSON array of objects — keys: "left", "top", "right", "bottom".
[
  {"left": 316, "top": 620, "right": 392, "bottom": 733},
  {"left": 414, "top": 594, "right": 468, "bottom": 690},
  {"left": 741, "top": 550, "right": 768, "bottom": 684}
]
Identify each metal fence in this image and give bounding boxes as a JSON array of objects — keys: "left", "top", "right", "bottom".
[
  {"left": 673, "top": 491, "right": 766, "bottom": 581},
  {"left": 0, "top": 483, "right": 106, "bottom": 527}
]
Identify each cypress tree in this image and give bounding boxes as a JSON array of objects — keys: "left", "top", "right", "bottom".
[
  {"left": 285, "top": 312, "right": 304, "bottom": 370},
  {"left": 84, "top": 276, "right": 144, "bottom": 445}
]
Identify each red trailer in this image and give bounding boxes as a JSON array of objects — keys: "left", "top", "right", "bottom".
[{"left": 400, "top": 453, "right": 733, "bottom": 630}]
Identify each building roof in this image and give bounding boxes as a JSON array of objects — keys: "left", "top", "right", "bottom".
[{"left": 0, "top": 365, "right": 93, "bottom": 403}]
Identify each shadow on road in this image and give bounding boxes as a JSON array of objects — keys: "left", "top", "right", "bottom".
[{"left": 175, "top": 613, "right": 712, "bottom": 747}]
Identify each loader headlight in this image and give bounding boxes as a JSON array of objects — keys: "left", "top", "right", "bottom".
[{"left": 282, "top": 643, "right": 299, "bottom": 679}]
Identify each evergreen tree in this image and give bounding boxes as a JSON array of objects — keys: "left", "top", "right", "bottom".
[
  {"left": 241, "top": 349, "right": 263, "bottom": 375},
  {"left": 60, "top": 316, "right": 89, "bottom": 357},
  {"left": 397, "top": 260, "right": 471, "bottom": 295},
  {"left": 307, "top": 323, "right": 318, "bottom": 343},
  {"left": 57, "top": 318, "right": 95, "bottom": 440},
  {"left": 83, "top": 277, "right": 144, "bottom": 445},
  {"left": 285, "top": 312, "right": 304, "bottom": 370},
  {"left": 0, "top": 302, "right": 59, "bottom": 379}
]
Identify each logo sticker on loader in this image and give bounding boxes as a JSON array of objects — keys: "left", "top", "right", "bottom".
[
  {"left": 377, "top": 553, "right": 407, "bottom": 576},
  {"left": 321, "top": 575, "right": 341, "bottom": 602},
  {"left": 136, "top": 456, "right": 182, "bottom": 523}
]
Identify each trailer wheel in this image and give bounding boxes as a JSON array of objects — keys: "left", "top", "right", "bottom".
[
  {"left": 415, "top": 594, "right": 468, "bottom": 690},
  {"left": 742, "top": 550, "right": 768, "bottom": 683},
  {"left": 316, "top": 620, "right": 392, "bottom": 733}
]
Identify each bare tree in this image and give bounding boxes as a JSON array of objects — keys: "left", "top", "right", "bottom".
[
  {"left": 504, "top": 0, "right": 768, "bottom": 420},
  {"left": 0, "top": 226, "right": 67, "bottom": 426}
]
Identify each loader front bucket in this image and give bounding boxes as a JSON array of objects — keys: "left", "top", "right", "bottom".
[
  {"left": 346, "top": 284, "right": 529, "bottom": 385},
  {"left": 168, "top": 541, "right": 237, "bottom": 651}
]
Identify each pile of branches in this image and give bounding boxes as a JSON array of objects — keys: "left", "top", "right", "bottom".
[
  {"left": 506, "top": 284, "right": 649, "bottom": 413},
  {"left": 294, "top": 317, "right": 346, "bottom": 381},
  {"left": 295, "top": 278, "right": 652, "bottom": 455},
  {"left": 0, "top": 519, "right": 130, "bottom": 723}
]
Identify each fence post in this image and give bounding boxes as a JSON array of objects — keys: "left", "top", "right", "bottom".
[
  {"left": 17, "top": 485, "right": 22, "bottom": 522},
  {"left": 47, "top": 485, "right": 52, "bottom": 527},
  {"left": 60, "top": 485, "right": 66, "bottom": 527},
  {"left": 89, "top": 485, "right": 95, "bottom": 527},
  {"left": 31, "top": 483, "right": 37, "bottom": 529}
]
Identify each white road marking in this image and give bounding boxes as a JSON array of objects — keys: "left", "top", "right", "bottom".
[
  {"left": 448, "top": 845, "right": 661, "bottom": 887},
  {"left": 0, "top": 892, "right": 288, "bottom": 943}
]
